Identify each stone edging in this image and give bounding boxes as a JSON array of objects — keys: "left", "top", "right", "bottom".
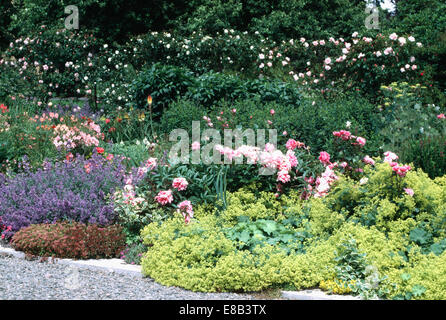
[{"left": 0, "top": 245, "right": 142, "bottom": 278}]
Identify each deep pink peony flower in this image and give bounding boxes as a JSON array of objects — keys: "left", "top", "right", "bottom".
[
  {"left": 286, "top": 139, "right": 298, "bottom": 150},
  {"left": 318, "top": 151, "right": 331, "bottom": 165}
]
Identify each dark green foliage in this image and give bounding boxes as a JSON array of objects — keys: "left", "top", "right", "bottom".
[
  {"left": 402, "top": 135, "right": 446, "bottom": 179},
  {"left": 0, "top": 0, "right": 14, "bottom": 49},
  {"left": 7, "top": 0, "right": 192, "bottom": 45},
  {"left": 130, "top": 64, "right": 196, "bottom": 117}
]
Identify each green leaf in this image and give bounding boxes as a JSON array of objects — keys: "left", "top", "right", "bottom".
[
  {"left": 239, "top": 230, "right": 251, "bottom": 243},
  {"left": 409, "top": 228, "right": 432, "bottom": 246}
]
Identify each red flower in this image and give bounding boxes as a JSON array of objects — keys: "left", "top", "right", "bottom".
[
  {"left": 105, "top": 118, "right": 110, "bottom": 124},
  {"left": 0, "top": 104, "right": 8, "bottom": 113},
  {"left": 96, "top": 147, "right": 105, "bottom": 154}
]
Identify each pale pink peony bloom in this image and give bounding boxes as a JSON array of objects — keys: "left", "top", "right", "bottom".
[
  {"left": 172, "top": 177, "right": 188, "bottom": 191},
  {"left": 384, "top": 151, "right": 398, "bottom": 163},
  {"left": 363, "top": 155, "right": 375, "bottom": 166},
  {"left": 264, "top": 143, "right": 275, "bottom": 152},
  {"left": 146, "top": 157, "right": 157, "bottom": 170},
  {"left": 404, "top": 188, "right": 414, "bottom": 196},
  {"left": 277, "top": 170, "right": 291, "bottom": 183},
  {"left": 286, "top": 150, "right": 298, "bottom": 167}
]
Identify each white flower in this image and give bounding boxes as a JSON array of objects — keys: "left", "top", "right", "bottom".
[{"left": 360, "top": 177, "right": 368, "bottom": 185}]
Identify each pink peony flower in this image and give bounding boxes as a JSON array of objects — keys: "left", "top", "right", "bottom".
[
  {"left": 355, "top": 136, "right": 366, "bottom": 146},
  {"left": 363, "top": 155, "right": 375, "bottom": 166},
  {"left": 437, "top": 114, "right": 445, "bottom": 119},
  {"left": 172, "top": 177, "right": 188, "bottom": 191},
  {"left": 384, "top": 151, "right": 399, "bottom": 163},
  {"left": 318, "top": 151, "right": 331, "bottom": 165},
  {"left": 177, "top": 200, "right": 194, "bottom": 224},
  {"left": 155, "top": 190, "right": 173, "bottom": 205},
  {"left": 392, "top": 164, "right": 411, "bottom": 177},
  {"left": 277, "top": 170, "right": 291, "bottom": 183},
  {"left": 146, "top": 157, "right": 157, "bottom": 170},
  {"left": 264, "top": 143, "right": 275, "bottom": 152},
  {"left": 404, "top": 188, "right": 414, "bottom": 196},
  {"left": 286, "top": 139, "right": 298, "bottom": 150},
  {"left": 287, "top": 150, "right": 298, "bottom": 167}
]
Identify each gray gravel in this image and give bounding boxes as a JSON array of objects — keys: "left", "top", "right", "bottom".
[{"left": 0, "top": 255, "right": 254, "bottom": 300}]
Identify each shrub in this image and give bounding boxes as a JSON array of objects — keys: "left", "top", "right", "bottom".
[
  {"left": 0, "top": 152, "right": 128, "bottom": 240},
  {"left": 401, "top": 135, "right": 446, "bottom": 179},
  {"left": 11, "top": 222, "right": 126, "bottom": 259},
  {"left": 129, "top": 63, "right": 196, "bottom": 117}
]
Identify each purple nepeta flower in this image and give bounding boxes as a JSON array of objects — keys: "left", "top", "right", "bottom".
[{"left": 0, "top": 153, "right": 128, "bottom": 240}]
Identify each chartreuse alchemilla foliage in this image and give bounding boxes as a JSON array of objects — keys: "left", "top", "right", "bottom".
[{"left": 141, "top": 162, "right": 446, "bottom": 298}]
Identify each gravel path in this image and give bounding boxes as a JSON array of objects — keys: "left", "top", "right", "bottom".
[{"left": 0, "top": 255, "right": 254, "bottom": 300}]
